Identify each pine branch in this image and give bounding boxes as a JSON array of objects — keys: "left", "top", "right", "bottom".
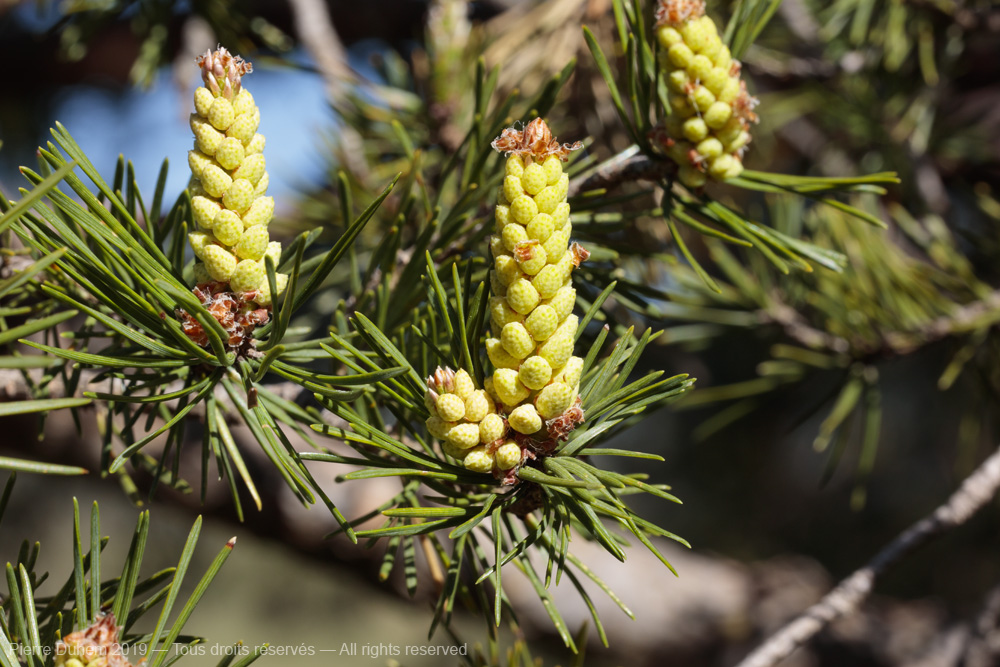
[{"left": 734, "top": 441, "right": 1000, "bottom": 667}]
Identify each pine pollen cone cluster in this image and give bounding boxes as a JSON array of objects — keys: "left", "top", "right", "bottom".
[
  {"left": 424, "top": 119, "right": 588, "bottom": 483},
  {"left": 179, "top": 47, "right": 288, "bottom": 355},
  {"left": 654, "top": 0, "right": 759, "bottom": 188},
  {"left": 54, "top": 613, "right": 133, "bottom": 667}
]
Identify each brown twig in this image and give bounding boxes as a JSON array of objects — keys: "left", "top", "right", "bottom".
[
  {"left": 734, "top": 441, "right": 1000, "bottom": 667},
  {"left": 568, "top": 149, "right": 676, "bottom": 198},
  {"left": 760, "top": 288, "right": 1000, "bottom": 358}
]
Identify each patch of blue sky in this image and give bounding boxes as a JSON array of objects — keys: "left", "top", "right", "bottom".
[{"left": 5, "top": 47, "right": 332, "bottom": 217}]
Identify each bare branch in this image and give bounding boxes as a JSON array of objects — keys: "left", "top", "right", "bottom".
[
  {"left": 734, "top": 441, "right": 1000, "bottom": 667},
  {"left": 287, "top": 0, "right": 355, "bottom": 95},
  {"left": 568, "top": 148, "right": 676, "bottom": 198},
  {"left": 760, "top": 288, "right": 1000, "bottom": 358}
]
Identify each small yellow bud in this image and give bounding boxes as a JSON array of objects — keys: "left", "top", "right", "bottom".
[
  {"left": 230, "top": 258, "right": 265, "bottom": 294},
  {"left": 503, "top": 174, "right": 524, "bottom": 203},
  {"left": 492, "top": 368, "right": 530, "bottom": 405},
  {"left": 508, "top": 404, "right": 542, "bottom": 434},
  {"left": 426, "top": 416, "right": 454, "bottom": 439},
  {"left": 187, "top": 150, "right": 215, "bottom": 179},
  {"left": 479, "top": 413, "right": 505, "bottom": 444},
  {"left": 679, "top": 164, "right": 707, "bottom": 188},
  {"left": 227, "top": 108, "right": 260, "bottom": 144},
  {"left": 697, "top": 137, "right": 724, "bottom": 159},
  {"left": 224, "top": 178, "right": 255, "bottom": 214},
  {"left": 212, "top": 209, "right": 244, "bottom": 245},
  {"left": 551, "top": 202, "right": 571, "bottom": 227},
  {"left": 242, "top": 195, "right": 274, "bottom": 228},
  {"left": 424, "top": 391, "right": 439, "bottom": 417},
  {"left": 201, "top": 245, "right": 237, "bottom": 281},
  {"left": 689, "top": 54, "right": 713, "bottom": 82},
  {"left": 490, "top": 235, "right": 510, "bottom": 260},
  {"left": 536, "top": 382, "right": 573, "bottom": 419},
  {"left": 668, "top": 69, "right": 690, "bottom": 93},
  {"left": 703, "top": 101, "right": 732, "bottom": 129},
  {"left": 464, "top": 390, "right": 490, "bottom": 422},
  {"left": 554, "top": 173, "right": 569, "bottom": 200},
  {"left": 703, "top": 67, "right": 730, "bottom": 96},
  {"left": 193, "top": 262, "right": 211, "bottom": 284},
  {"left": 556, "top": 356, "right": 585, "bottom": 387},
  {"left": 188, "top": 231, "right": 215, "bottom": 258},
  {"left": 495, "top": 255, "right": 524, "bottom": 287},
  {"left": 554, "top": 314, "right": 579, "bottom": 340},
  {"left": 502, "top": 222, "right": 529, "bottom": 252},
  {"left": 501, "top": 322, "right": 535, "bottom": 360},
  {"left": 520, "top": 162, "right": 547, "bottom": 195},
  {"left": 208, "top": 96, "right": 235, "bottom": 131},
  {"left": 235, "top": 226, "right": 269, "bottom": 260},
  {"left": 718, "top": 78, "right": 740, "bottom": 104},
  {"left": 515, "top": 241, "right": 547, "bottom": 275},
  {"left": 708, "top": 154, "right": 741, "bottom": 180},
  {"left": 190, "top": 114, "right": 224, "bottom": 156},
  {"left": 682, "top": 117, "right": 709, "bottom": 142},
  {"left": 690, "top": 85, "right": 716, "bottom": 112},
  {"left": 531, "top": 264, "right": 564, "bottom": 300},
  {"left": 232, "top": 88, "right": 255, "bottom": 116},
  {"left": 538, "top": 332, "right": 574, "bottom": 370},
  {"left": 533, "top": 186, "right": 561, "bottom": 215},
  {"left": 254, "top": 171, "right": 269, "bottom": 196},
  {"left": 233, "top": 153, "right": 266, "bottom": 185},
  {"left": 526, "top": 213, "right": 555, "bottom": 242},
  {"left": 490, "top": 297, "right": 523, "bottom": 330},
  {"left": 518, "top": 355, "right": 553, "bottom": 390},
  {"left": 495, "top": 441, "right": 522, "bottom": 470},
  {"left": 453, "top": 369, "right": 475, "bottom": 400},
  {"left": 667, "top": 42, "right": 694, "bottom": 69},
  {"left": 215, "top": 137, "right": 246, "bottom": 171},
  {"left": 505, "top": 154, "right": 524, "bottom": 178},
  {"left": 542, "top": 155, "right": 563, "bottom": 185},
  {"left": 448, "top": 423, "right": 481, "bottom": 450},
  {"left": 462, "top": 446, "right": 494, "bottom": 473},
  {"left": 541, "top": 230, "right": 569, "bottom": 263},
  {"left": 246, "top": 133, "right": 266, "bottom": 155},
  {"left": 253, "top": 272, "right": 287, "bottom": 306},
  {"left": 486, "top": 338, "right": 520, "bottom": 370},
  {"left": 194, "top": 87, "right": 215, "bottom": 117},
  {"left": 545, "top": 285, "right": 576, "bottom": 321},
  {"left": 495, "top": 204, "right": 511, "bottom": 231},
  {"left": 510, "top": 195, "right": 538, "bottom": 225},
  {"left": 264, "top": 241, "right": 282, "bottom": 267},
  {"left": 200, "top": 164, "right": 233, "bottom": 198},
  {"left": 490, "top": 270, "right": 506, "bottom": 298},
  {"left": 191, "top": 195, "right": 221, "bottom": 230},
  {"left": 724, "top": 131, "right": 751, "bottom": 153},
  {"left": 435, "top": 393, "right": 466, "bottom": 422},
  {"left": 713, "top": 44, "right": 732, "bottom": 70},
  {"left": 506, "top": 278, "right": 541, "bottom": 315},
  {"left": 525, "top": 307, "right": 558, "bottom": 342}
]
